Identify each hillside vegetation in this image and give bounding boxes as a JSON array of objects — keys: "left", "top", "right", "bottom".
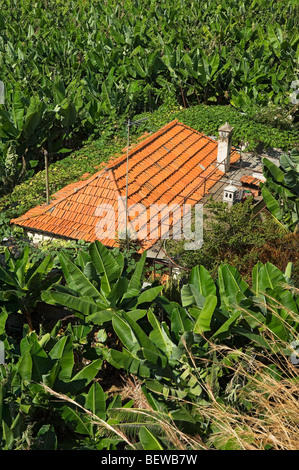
[
  {"left": 0, "top": 0, "right": 298, "bottom": 192},
  {"left": 0, "top": 0, "right": 299, "bottom": 451},
  {"left": 0, "top": 242, "right": 299, "bottom": 450}
]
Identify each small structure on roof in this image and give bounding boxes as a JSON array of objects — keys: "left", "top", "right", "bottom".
[
  {"left": 11, "top": 120, "right": 240, "bottom": 257},
  {"left": 223, "top": 183, "right": 240, "bottom": 207},
  {"left": 240, "top": 175, "right": 264, "bottom": 199}
]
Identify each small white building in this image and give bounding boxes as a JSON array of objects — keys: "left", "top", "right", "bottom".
[{"left": 223, "top": 183, "right": 240, "bottom": 208}]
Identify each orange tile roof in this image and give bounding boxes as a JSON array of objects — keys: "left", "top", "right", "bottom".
[
  {"left": 11, "top": 120, "right": 240, "bottom": 250},
  {"left": 240, "top": 175, "right": 263, "bottom": 187}
]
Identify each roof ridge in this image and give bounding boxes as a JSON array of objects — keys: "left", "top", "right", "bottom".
[
  {"left": 120, "top": 132, "right": 213, "bottom": 201},
  {"left": 113, "top": 124, "right": 198, "bottom": 187},
  {"left": 178, "top": 121, "right": 237, "bottom": 150}
]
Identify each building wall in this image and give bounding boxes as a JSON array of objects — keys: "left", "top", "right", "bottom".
[{"left": 26, "top": 231, "right": 59, "bottom": 244}]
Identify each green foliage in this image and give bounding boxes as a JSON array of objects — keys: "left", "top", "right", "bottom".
[
  {"left": 139, "top": 427, "right": 164, "bottom": 450},
  {"left": 41, "top": 241, "right": 163, "bottom": 326},
  {"left": 166, "top": 197, "right": 286, "bottom": 279},
  {"left": 105, "top": 261, "right": 298, "bottom": 405},
  {"left": 173, "top": 106, "right": 298, "bottom": 152},
  {"left": 181, "top": 261, "right": 298, "bottom": 346},
  {"left": 0, "top": 87, "right": 78, "bottom": 193},
  {"left": 0, "top": 0, "right": 298, "bottom": 191},
  {"left": 14, "top": 238, "right": 91, "bottom": 269},
  {"left": 261, "top": 149, "right": 299, "bottom": 232},
  {"left": 0, "top": 246, "right": 59, "bottom": 329},
  {"left": 0, "top": 316, "right": 107, "bottom": 450},
  {"left": 104, "top": 308, "right": 205, "bottom": 400},
  {"left": 0, "top": 247, "right": 298, "bottom": 450}
]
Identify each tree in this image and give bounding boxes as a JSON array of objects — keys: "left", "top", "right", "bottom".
[{"left": 165, "top": 197, "right": 283, "bottom": 278}]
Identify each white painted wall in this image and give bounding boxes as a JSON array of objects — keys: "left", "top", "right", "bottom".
[{"left": 26, "top": 231, "right": 58, "bottom": 244}]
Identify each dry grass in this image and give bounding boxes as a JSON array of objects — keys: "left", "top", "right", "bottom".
[
  {"left": 42, "top": 290, "right": 299, "bottom": 450},
  {"left": 116, "top": 348, "right": 298, "bottom": 450},
  {"left": 196, "top": 345, "right": 299, "bottom": 450},
  {"left": 109, "top": 312, "right": 299, "bottom": 450},
  {"left": 43, "top": 342, "right": 298, "bottom": 450}
]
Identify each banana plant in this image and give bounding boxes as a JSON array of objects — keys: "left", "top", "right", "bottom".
[
  {"left": 0, "top": 313, "right": 118, "bottom": 450},
  {"left": 42, "top": 241, "right": 163, "bottom": 326},
  {"left": 0, "top": 91, "right": 47, "bottom": 189},
  {"left": 103, "top": 308, "right": 206, "bottom": 401},
  {"left": 0, "top": 246, "right": 60, "bottom": 330},
  {"left": 1, "top": 312, "right": 157, "bottom": 450},
  {"left": 0, "top": 83, "right": 79, "bottom": 193},
  {"left": 0, "top": 0, "right": 298, "bottom": 195},
  {"left": 260, "top": 149, "right": 299, "bottom": 232},
  {"left": 180, "top": 261, "right": 299, "bottom": 348},
  {"left": 103, "top": 260, "right": 298, "bottom": 409}
]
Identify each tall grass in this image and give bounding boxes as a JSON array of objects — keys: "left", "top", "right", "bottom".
[{"left": 44, "top": 293, "right": 299, "bottom": 450}]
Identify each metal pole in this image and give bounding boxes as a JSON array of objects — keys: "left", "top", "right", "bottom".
[
  {"left": 44, "top": 149, "right": 50, "bottom": 204},
  {"left": 125, "top": 119, "right": 131, "bottom": 244},
  {"left": 123, "top": 116, "right": 148, "bottom": 247}
]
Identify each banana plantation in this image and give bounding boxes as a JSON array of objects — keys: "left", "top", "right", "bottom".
[
  {"left": 0, "top": 0, "right": 299, "bottom": 452},
  {"left": 0, "top": 0, "right": 298, "bottom": 192},
  {"left": 1, "top": 241, "right": 299, "bottom": 450}
]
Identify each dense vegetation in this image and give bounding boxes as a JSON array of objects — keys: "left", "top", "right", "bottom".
[
  {"left": 0, "top": 0, "right": 298, "bottom": 192},
  {"left": 166, "top": 196, "right": 299, "bottom": 286},
  {"left": 0, "top": 103, "right": 298, "bottom": 243},
  {"left": 261, "top": 149, "right": 299, "bottom": 232},
  {"left": 0, "top": 0, "right": 299, "bottom": 451},
  {"left": 1, "top": 241, "right": 298, "bottom": 450}
]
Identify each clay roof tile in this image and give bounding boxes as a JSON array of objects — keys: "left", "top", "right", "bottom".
[{"left": 11, "top": 121, "right": 240, "bottom": 250}]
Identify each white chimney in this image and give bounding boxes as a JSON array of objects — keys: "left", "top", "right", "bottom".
[{"left": 217, "top": 122, "right": 234, "bottom": 173}]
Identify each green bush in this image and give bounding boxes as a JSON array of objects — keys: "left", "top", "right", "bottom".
[
  {"left": 165, "top": 197, "right": 297, "bottom": 283},
  {"left": 1, "top": 241, "right": 298, "bottom": 450}
]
